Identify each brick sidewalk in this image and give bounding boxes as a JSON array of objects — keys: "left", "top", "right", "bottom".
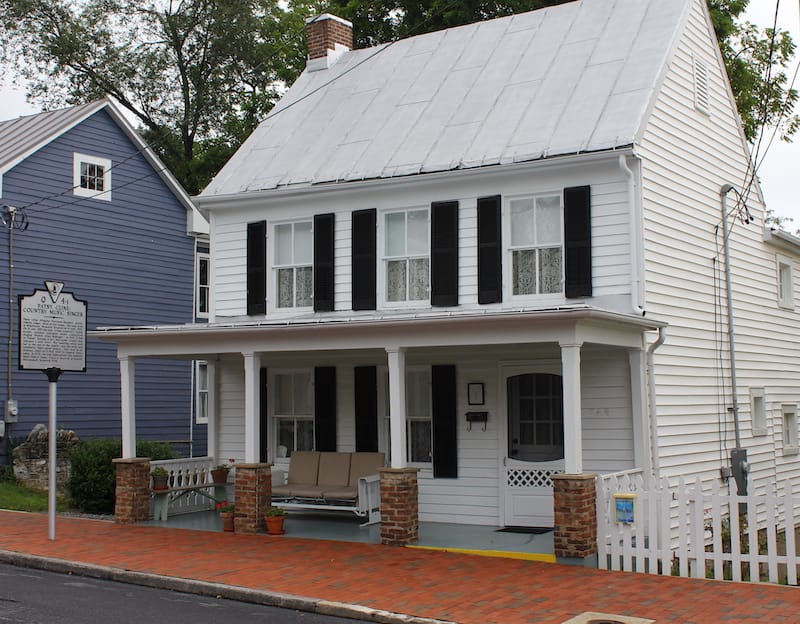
[{"left": 0, "top": 510, "right": 798, "bottom": 623}]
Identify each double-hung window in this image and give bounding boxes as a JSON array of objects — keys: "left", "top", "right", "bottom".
[
  {"left": 384, "top": 208, "right": 429, "bottom": 303},
  {"left": 73, "top": 153, "right": 111, "bottom": 200},
  {"left": 274, "top": 221, "right": 312, "bottom": 309},
  {"left": 406, "top": 369, "right": 432, "bottom": 463},
  {"left": 509, "top": 195, "right": 562, "bottom": 296},
  {"left": 196, "top": 361, "right": 209, "bottom": 424},
  {"left": 274, "top": 371, "right": 314, "bottom": 456},
  {"left": 196, "top": 252, "right": 209, "bottom": 318}
]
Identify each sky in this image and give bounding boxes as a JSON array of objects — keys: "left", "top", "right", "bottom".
[{"left": 0, "top": 2, "right": 798, "bottom": 222}]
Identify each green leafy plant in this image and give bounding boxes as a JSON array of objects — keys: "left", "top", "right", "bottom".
[
  {"left": 265, "top": 506, "right": 286, "bottom": 517},
  {"left": 150, "top": 466, "right": 168, "bottom": 477},
  {"left": 68, "top": 438, "right": 176, "bottom": 514},
  {"left": 213, "top": 464, "right": 231, "bottom": 472}
]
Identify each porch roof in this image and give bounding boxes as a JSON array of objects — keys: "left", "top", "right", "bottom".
[{"left": 91, "top": 305, "right": 665, "bottom": 359}]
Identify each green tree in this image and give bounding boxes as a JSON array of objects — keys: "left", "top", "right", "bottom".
[
  {"left": 0, "top": 0, "right": 323, "bottom": 193},
  {"left": 1, "top": 0, "right": 796, "bottom": 192}
]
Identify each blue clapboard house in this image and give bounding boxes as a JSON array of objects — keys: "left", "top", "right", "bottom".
[{"left": 0, "top": 98, "right": 209, "bottom": 461}]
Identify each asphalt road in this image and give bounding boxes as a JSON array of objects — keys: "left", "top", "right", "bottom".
[{"left": 0, "top": 563, "right": 360, "bottom": 623}]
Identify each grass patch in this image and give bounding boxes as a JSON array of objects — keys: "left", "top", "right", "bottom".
[{"left": 0, "top": 481, "right": 69, "bottom": 513}]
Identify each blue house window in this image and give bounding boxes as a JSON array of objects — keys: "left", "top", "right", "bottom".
[{"left": 73, "top": 153, "right": 111, "bottom": 201}]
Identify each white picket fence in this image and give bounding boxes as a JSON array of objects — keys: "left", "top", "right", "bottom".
[{"left": 597, "top": 472, "right": 800, "bottom": 585}]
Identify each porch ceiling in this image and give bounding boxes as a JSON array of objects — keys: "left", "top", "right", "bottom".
[{"left": 90, "top": 306, "right": 664, "bottom": 360}]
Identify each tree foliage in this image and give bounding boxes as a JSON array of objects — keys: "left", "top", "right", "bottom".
[
  {"left": 0, "top": 0, "right": 323, "bottom": 193},
  {"left": 0, "top": 0, "right": 796, "bottom": 193}
]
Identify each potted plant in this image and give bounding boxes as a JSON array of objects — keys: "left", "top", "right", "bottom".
[
  {"left": 210, "top": 463, "right": 231, "bottom": 484},
  {"left": 216, "top": 500, "right": 235, "bottom": 532},
  {"left": 264, "top": 506, "right": 286, "bottom": 535},
  {"left": 151, "top": 466, "right": 169, "bottom": 490}
]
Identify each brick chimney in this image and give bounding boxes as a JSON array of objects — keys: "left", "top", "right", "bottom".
[{"left": 305, "top": 14, "right": 353, "bottom": 71}]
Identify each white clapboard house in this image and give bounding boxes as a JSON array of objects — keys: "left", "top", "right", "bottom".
[{"left": 95, "top": 0, "right": 800, "bottom": 537}]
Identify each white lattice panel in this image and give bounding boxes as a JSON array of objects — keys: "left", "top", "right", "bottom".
[{"left": 507, "top": 467, "right": 561, "bottom": 489}]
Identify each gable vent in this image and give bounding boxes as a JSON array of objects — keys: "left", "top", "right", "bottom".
[{"left": 693, "top": 55, "right": 710, "bottom": 115}]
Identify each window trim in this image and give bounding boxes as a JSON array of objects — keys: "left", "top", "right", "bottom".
[
  {"left": 503, "top": 192, "right": 564, "bottom": 302},
  {"left": 777, "top": 253, "right": 794, "bottom": 310},
  {"left": 750, "top": 387, "right": 766, "bottom": 437},
  {"left": 73, "top": 152, "right": 111, "bottom": 201},
  {"left": 195, "top": 361, "right": 209, "bottom": 424},
  {"left": 380, "top": 206, "right": 431, "bottom": 308},
  {"left": 196, "top": 251, "right": 210, "bottom": 319},
  {"left": 271, "top": 219, "right": 314, "bottom": 312},
  {"left": 782, "top": 403, "right": 799, "bottom": 455}
]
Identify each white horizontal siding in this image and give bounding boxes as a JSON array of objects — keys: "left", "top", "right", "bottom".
[
  {"left": 640, "top": 0, "right": 800, "bottom": 496},
  {"left": 209, "top": 159, "right": 635, "bottom": 321}
]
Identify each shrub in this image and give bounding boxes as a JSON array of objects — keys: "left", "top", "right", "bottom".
[{"left": 68, "top": 439, "right": 176, "bottom": 514}]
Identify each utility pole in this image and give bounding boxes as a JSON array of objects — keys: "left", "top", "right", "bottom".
[{"left": 1, "top": 205, "right": 27, "bottom": 459}]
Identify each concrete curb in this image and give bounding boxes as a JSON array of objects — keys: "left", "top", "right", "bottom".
[{"left": 0, "top": 550, "right": 453, "bottom": 624}]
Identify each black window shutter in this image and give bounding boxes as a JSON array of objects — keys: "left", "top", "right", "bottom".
[
  {"left": 351, "top": 209, "right": 377, "bottom": 310},
  {"left": 432, "top": 364, "right": 457, "bottom": 478},
  {"left": 259, "top": 367, "right": 268, "bottom": 463},
  {"left": 314, "top": 367, "right": 337, "bottom": 452},
  {"left": 564, "top": 186, "right": 592, "bottom": 298},
  {"left": 314, "top": 213, "right": 335, "bottom": 312},
  {"left": 431, "top": 201, "right": 459, "bottom": 307},
  {"left": 354, "top": 366, "right": 379, "bottom": 452},
  {"left": 477, "top": 196, "right": 502, "bottom": 304},
  {"left": 246, "top": 221, "right": 267, "bottom": 315}
]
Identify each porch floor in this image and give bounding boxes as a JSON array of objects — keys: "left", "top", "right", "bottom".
[{"left": 148, "top": 510, "right": 555, "bottom": 559}]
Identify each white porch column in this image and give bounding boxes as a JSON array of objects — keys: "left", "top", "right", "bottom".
[
  {"left": 243, "top": 351, "right": 261, "bottom": 463},
  {"left": 386, "top": 347, "right": 407, "bottom": 468},
  {"left": 560, "top": 342, "right": 583, "bottom": 475},
  {"left": 119, "top": 356, "right": 136, "bottom": 459},
  {"left": 206, "top": 360, "right": 218, "bottom": 462}
]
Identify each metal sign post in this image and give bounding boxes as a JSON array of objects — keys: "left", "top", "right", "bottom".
[{"left": 19, "top": 281, "right": 87, "bottom": 540}]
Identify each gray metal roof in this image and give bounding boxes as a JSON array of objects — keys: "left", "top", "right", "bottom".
[
  {"left": 0, "top": 97, "right": 208, "bottom": 235},
  {"left": 203, "top": 0, "right": 692, "bottom": 197},
  {"left": 0, "top": 100, "right": 105, "bottom": 174}
]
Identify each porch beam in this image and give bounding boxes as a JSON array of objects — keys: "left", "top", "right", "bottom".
[
  {"left": 560, "top": 342, "right": 583, "bottom": 474},
  {"left": 243, "top": 351, "right": 261, "bottom": 463},
  {"left": 119, "top": 356, "right": 136, "bottom": 459},
  {"left": 386, "top": 347, "right": 407, "bottom": 468}
]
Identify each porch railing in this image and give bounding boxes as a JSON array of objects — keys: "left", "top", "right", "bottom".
[{"left": 150, "top": 457, "right": 222, "bottom": 516}]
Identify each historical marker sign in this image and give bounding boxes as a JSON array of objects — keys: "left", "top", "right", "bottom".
[{"left": 19, "top": 282, "right": 87, "bottom": 372}]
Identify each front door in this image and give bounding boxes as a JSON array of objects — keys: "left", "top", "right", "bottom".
[{"left": 503, "top": 371, "right": 564, "bottom": 527}]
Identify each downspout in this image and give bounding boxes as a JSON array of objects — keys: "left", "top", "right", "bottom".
[
  {"left": 619, "top": 154, "right": 645, "bottom": 315},
  {"left": 646, "top": 327, "right": 666, "bottom": 479},
  {"left": 720, "top": 184, "right": 747, "bottom": 495}
]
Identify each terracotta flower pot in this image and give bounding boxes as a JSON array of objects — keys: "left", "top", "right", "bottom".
[
  {"left": 265, "top": 515, "right": 285, "bottom": 535},
  {"left": 219, "top": 512, "right": 235, "bottom": 532},
  {"left": 211, "top": 469, "right": 229, "bottom": 484},
  {"left": 151, "top": 475, "right": 169, "bottom": 490}
]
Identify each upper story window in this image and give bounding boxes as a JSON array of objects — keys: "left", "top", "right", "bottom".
[
  {"left": 509, "top": 195, "right": 562, "bottom": 296},
  {"left": 73, "top": 153, "right": 111, "bottom": 201},
  {"left": 274, "top": 221, "right": 312, "bottom": 309},
  {"left": 384, "top": 208, "right": 429, "bottom": 303},
  {"left": 777, "top": 254, "right": 794, "bottom": 309},
  {"left": 196, "top": 252, "right": 209, "bottom": 319}
]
